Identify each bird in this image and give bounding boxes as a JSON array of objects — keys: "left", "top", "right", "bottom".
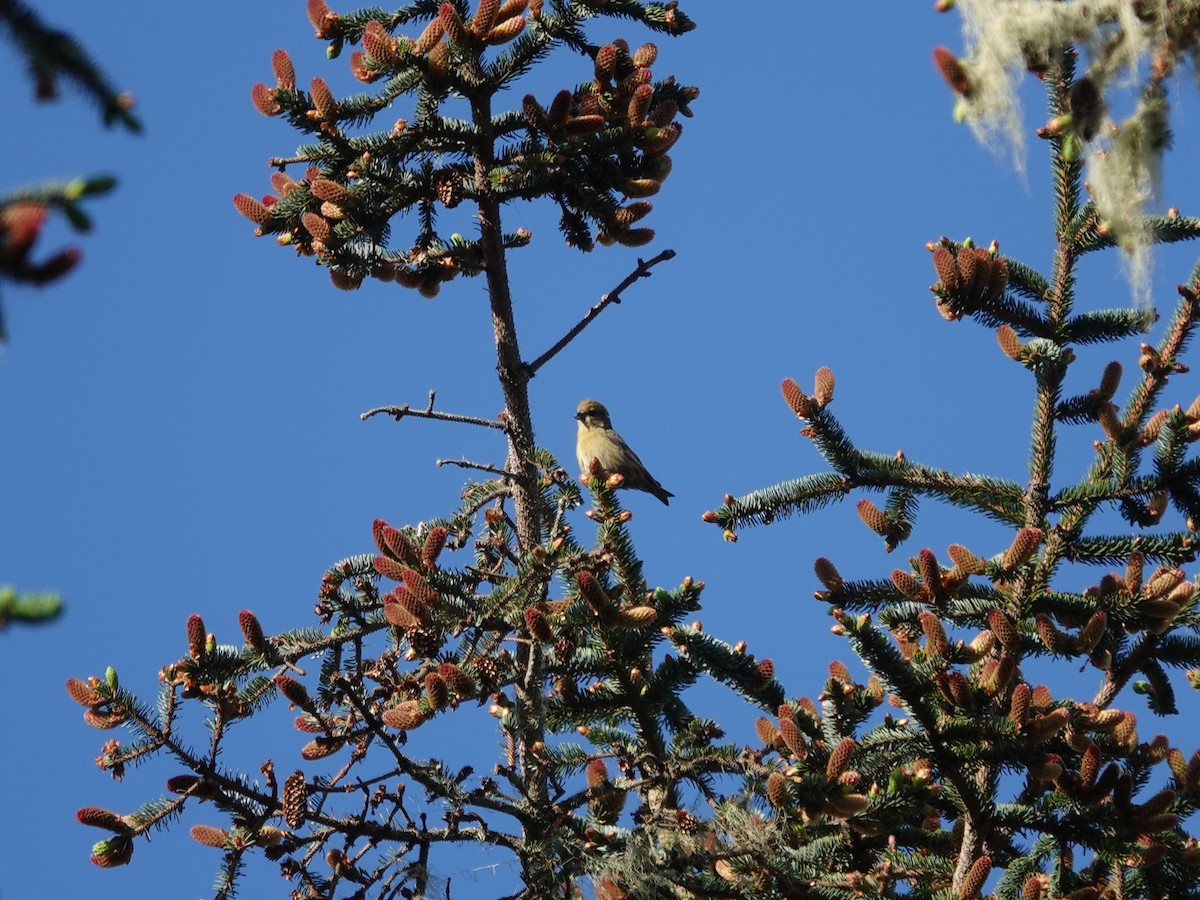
[{"left": 575, "top": 398, "right": 673, "bottom": 505}]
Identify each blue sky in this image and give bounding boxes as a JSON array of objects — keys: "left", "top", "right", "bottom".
[{"left": 4, "top": 2, "right": 1200, "bottom": 897}]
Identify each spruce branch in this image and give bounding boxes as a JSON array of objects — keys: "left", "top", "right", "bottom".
[
  {"left": 0, "top": 176, "right": 119, "bottom": 339},
  {"left": 0, "top": 0, "right": 141, "bottom": 132},
  {"left": 0, "top": 583, "right": 62, "bottom": 627},
  {"left": 708, "top": 446, "right": 1027, "bottom": 539}
]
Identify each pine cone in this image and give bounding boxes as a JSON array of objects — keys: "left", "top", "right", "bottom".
[
  {"left": 433, "top": 170, "right": 462, "bottom": 208},
  {"left": 282, "top": 771, "right": 308, "bottom": 828},
  {"left": 674, "top": 809, "right": 699, "bottom": 835},
  {"left": 404, "top": 627, "right": 442, "bottom": 659},
  {"left": 475, "top": 656, "right": 499, "bottom": 694},
  {"left": 554, "top": 635, "right": 576, "bottom": 666}
]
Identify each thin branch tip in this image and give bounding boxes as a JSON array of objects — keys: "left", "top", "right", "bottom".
[
  {"left": 359, "top": 392, "right": 506, "bottom": 431},
  {"left": 436, "top": 458, "right": 517, "bottom": 479},
  {"left": 525, "top": 248, "right": 678, "bottom": 377}
]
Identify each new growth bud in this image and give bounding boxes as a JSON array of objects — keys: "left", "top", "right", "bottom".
[{"left": 932, "top": 47, "right": 971, "bottom": 95}]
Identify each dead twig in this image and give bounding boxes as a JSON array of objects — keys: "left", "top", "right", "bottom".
[
  {"left": 361, "top": 389, "right": 508, "bottom": 431},
  {"left": 525, "top": 249, "right": 676, "bottom": 377},
  {"left": 436, "top": 458, "right": 516, "bottom": 479}
]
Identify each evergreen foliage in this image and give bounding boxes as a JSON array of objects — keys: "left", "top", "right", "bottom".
[
  {"left": 2, "top": 1, "right": 139, "bottom": 631},
  {"left": 0, "top": 0, "right": 137, "bottom": 339},
  {"left": 70, "top": 2, "right": 1200, "bottom": 899},
  {"left": 700, "top": 11, "right": 1200, "bottom": 897},
  {"left": 0, "top": 583, "right": 62, "bottom": 627},
  {"left": 0, "top": 0, "right": 141, "bottom": 131}
]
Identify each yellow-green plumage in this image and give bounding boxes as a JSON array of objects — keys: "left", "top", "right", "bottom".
[{"left": 575, "top": 399, "right": 673, "bottom": 505}]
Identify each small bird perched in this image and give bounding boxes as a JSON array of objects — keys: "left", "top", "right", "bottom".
[{"left": 575, "top": 398, "right": 673, "bottom": 505}]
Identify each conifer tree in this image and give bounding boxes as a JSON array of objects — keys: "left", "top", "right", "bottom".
[
  {"left": 74, "top": 3, "right": 742, "bottom": 897},
  {"left": 69, "top": 3, "right": 1200, "bottom": 899},
  {"left": 701, "top": 3, "right": 1200, "bottom": 897}
]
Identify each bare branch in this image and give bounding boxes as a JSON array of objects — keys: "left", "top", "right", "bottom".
[
  {"left": 435, "top": 458, "right": 516, "bottom": 479},
  {"left": 361, "top": 389, "right": 507, "bottom": 431},
  {"left": 267, "top": 155, "right": 314, "bottom": 169},
  {"left": 525, "top": 248, "right": 677, "bottom": 377}
]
